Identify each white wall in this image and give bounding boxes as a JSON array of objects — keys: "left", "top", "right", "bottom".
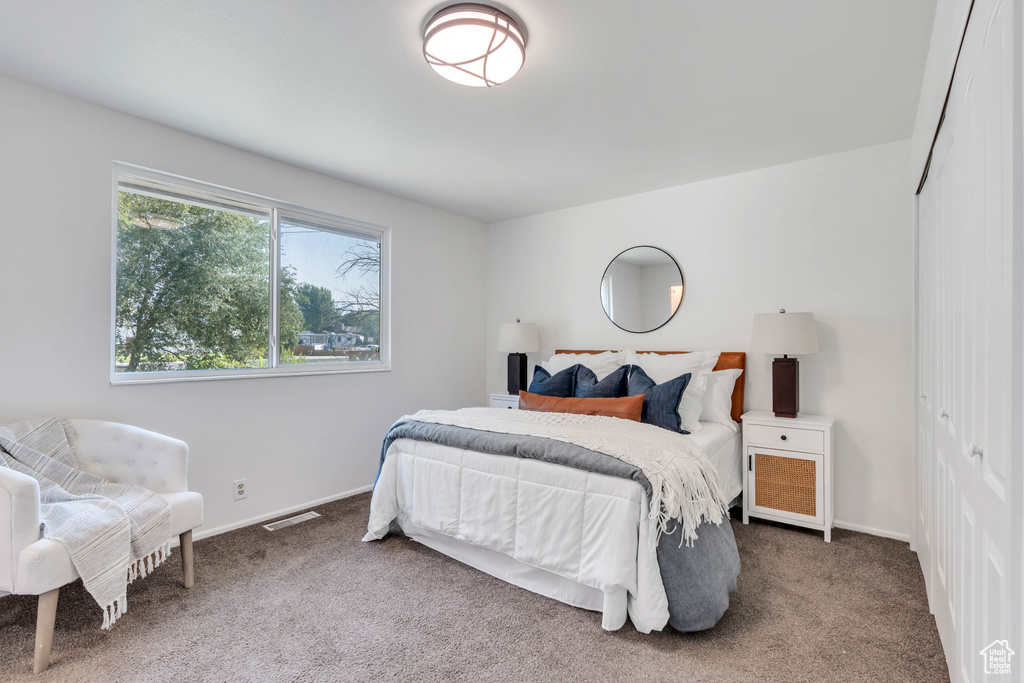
[
  {"left": 486, "top": 140, "right": 914, "bottom": 539},
  {"left": 910, "top": 0, "right": 974, "bottom": 183},
  {"left": 0, "top": 74, "right": 487, "bottom": 537}
]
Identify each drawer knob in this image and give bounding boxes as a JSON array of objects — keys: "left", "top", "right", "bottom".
[{"left": 780, "top": 435, "right": 788, "bottom": 441}]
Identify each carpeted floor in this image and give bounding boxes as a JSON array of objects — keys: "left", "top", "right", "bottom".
[{"left": 0, "top": 493, "right": 948, "bottom": 682}]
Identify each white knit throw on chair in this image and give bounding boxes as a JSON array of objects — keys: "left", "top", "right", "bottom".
[{"left": 0, "top": 418, "right": 172, "bottom": 629}]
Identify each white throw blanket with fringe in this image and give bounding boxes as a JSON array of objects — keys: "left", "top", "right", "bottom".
[
  {"left": 0, "top": 418, "right": 172, "bottom": 629},
  {"left": 404, "top": 408, "right": 729, "bottom": 548}
]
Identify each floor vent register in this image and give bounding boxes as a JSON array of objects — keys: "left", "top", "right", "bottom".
[{"left": 263, "top": 511, "right": 321, "bottom": 531}]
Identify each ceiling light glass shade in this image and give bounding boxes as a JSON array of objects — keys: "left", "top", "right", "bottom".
[{"left": 424, "top": 4, "right": 526, "bottom": 87}]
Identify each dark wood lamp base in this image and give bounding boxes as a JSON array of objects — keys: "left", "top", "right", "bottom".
[
  {"left": 507, "top": 353, "right": 528, "bottom": 395},
  {"left": 772, "top": 355, "right": 799, "bottom": 418}
]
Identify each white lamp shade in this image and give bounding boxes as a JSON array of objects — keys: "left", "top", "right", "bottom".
[
  {"left": 497, "top": 322, "right": 539, "bottom": 353},
  {"left": 750, "top": 312, "right": 819, "bottom": 355}
]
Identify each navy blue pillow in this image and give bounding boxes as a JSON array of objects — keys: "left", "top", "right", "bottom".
[
  {"left": 575, "top": 365, "right": 629, "bottom": 398},
  {"left": 626, "top": 366, "right": 692, "bottom": 434},
  {"left": 528, "top": 364, "right": 578, "bottom": 397}
]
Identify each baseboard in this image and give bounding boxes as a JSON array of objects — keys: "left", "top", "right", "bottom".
[
  {"left": 183, "top": 493, "right": 908, "bottom": 544},
  {"left": 833, "top": 519, "right": 910, "bottom": 543},
  {"left": 188, "top": 484, "right": 373, "bottom": 543}
]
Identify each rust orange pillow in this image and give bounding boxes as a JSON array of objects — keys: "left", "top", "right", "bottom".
[{"left": 518, "top": 391, "right": 644, "bottom": 422}]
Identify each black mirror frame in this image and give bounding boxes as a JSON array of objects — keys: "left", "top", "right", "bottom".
[{"left": 600, "top": 245, "right": 684, "bottom": 334}]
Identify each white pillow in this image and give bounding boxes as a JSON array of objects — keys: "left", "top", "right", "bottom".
[
  {"left": 541, "top": 350, "right": 627, "bottom": 381},
  {"left": 626, "top": 350, "right": 721, "bottom": 433},
  {"left": 700, "top": 368, "right": 743, "bottom": 432}
]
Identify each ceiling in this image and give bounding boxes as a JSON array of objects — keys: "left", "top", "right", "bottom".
[{"left": 0, "top": 1, "right": 936, "bottom": 223}]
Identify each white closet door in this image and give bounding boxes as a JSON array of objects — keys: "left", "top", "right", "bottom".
[
  {"left": 916, "top": 172, "right": 936, "bottom": 618},
  {"left": 913, "top": 1, "right": 1020, "bottom": 681},
  {"left": 975, "top": 0, "right": 1014, "bottom": 665}
]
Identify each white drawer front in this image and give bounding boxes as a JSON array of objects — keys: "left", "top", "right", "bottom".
[
  {"left": 489, "top": 394, "right": 520, "bottom": 409},
  {"left": 745, "top": 424, "right": 824, "bottom": 453}
]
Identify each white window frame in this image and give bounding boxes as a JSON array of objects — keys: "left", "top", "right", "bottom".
[{"left": 110, "top": 163, "right": 391, "bottom": 384}]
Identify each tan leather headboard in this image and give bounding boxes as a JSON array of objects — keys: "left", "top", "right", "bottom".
[{"left": 554, "top": 350, "right": 746, "bottom": 423}]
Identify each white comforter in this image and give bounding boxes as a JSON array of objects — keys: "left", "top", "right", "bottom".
[{"left": 364, "top": 409, "right": 727, "bottom": 632}]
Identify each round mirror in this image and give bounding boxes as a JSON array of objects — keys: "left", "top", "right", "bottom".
[{"left": 600, "top": 246, "right": 684, "bottom": 333}]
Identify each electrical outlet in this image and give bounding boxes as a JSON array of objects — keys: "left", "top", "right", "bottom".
[{"left": 233, "top": 478, "right": 247, "bottom": 501}]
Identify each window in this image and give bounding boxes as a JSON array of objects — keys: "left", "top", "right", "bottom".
[
  {"left": 278, "top": 215, "right": 381, "bottom": 366},
  {"left": 113, "top": 166, "right": 389, "bottom": 382}
]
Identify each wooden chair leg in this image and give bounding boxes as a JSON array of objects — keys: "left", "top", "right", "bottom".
[
  {"left": 179, "top": 530, "right": 194, "bottom": 588},
  {"left": 33, "top": 588, "right": 59, "bottom": 674}
]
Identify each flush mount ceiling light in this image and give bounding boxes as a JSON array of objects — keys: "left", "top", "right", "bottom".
[{"left": 423, "top": 3, "right": 526, "bottom": 87}]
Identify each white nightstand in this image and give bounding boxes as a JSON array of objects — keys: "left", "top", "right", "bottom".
[
  {"left": 489, "top": 393, "right": 520, "bottom": 410},
  {"left": 741, "top": 411, "right": 835, "bottom": 542}
]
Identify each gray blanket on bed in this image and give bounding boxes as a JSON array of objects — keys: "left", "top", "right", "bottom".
[{"left": 376, "top": 419, "right": 740, "bottom": 632}]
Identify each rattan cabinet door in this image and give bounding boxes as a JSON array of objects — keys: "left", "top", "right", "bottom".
[{"left": 747, "top": 446, "right": 824, "bottom": 526}]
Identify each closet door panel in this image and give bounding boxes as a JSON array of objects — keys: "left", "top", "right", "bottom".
[
  {"left": 914, "top": 1, "right": 1019, "bottom": 679},
  {"left": 977, "top": 0, "right": 1013, "bottom": 662},
  {"left": 958, "top": 497, "right": 977, "bottom": 683},
  {"left": 915, "top": 181, "right": 937, "bottom": 607},
  {"left": 981, "top": 0, "right": 1011, "bottom": 501}
]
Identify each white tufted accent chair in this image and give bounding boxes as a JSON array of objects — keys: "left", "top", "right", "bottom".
[{"left": 0, "top": 419, "right": 204, "bottom": 673}]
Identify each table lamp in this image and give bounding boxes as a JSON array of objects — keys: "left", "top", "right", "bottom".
[
  {"left": 497, "top": 320, "right": 540, "bottom": 395},
  {"left": 750, "top": 310, "right": 819, "bottom": 418}
]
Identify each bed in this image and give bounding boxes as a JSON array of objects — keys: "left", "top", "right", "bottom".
[{"left": 364, "top": 350, "right": 745, "bottom": 634}]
